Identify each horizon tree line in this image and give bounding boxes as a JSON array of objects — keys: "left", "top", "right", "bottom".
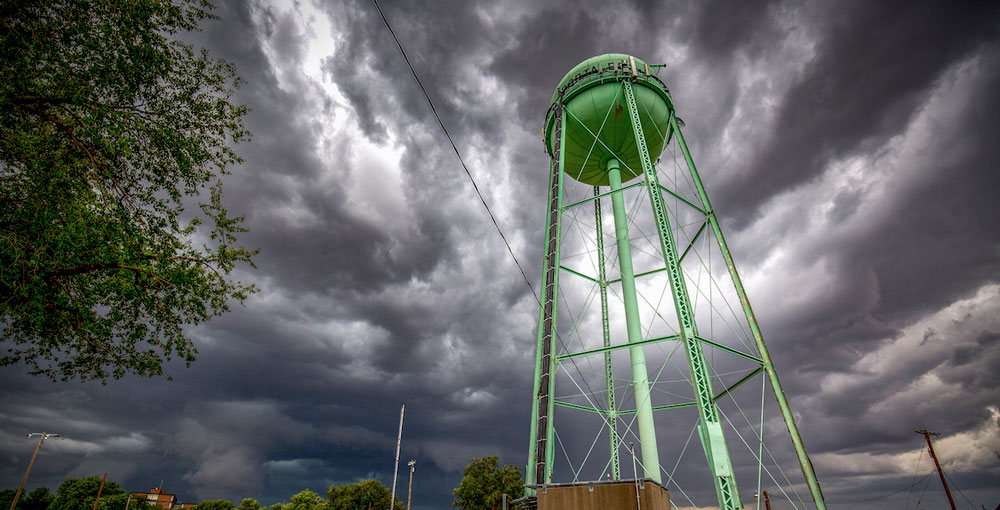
[{"left": 3, "top": 456, "right": 522, "bottom": 510}]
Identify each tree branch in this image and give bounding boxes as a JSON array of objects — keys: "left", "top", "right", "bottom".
[
  {"left": 17, "top": 103, "right": 111, "bottom": 176},
  {"left": 120, "top": 265, "right": 172, "bottom": 286},
  {"left": 45, "top": 262, "right": 119, "bottom": 277},
  {"left": 46, "top": 262, "right": 172, "bottom": 287},
  {"left": 44, "top": 302, "right": 121, "bottom": 362},
  {"left": 16, "top": 102, "right": 137, "bottom": 210}
]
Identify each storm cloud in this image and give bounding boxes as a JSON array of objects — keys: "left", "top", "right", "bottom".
[{"left": 2, "top": 1, "right": 999, "bottom": 509}]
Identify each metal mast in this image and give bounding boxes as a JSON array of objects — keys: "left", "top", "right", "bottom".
[{"left": 390, "top": 404, "right": 404, "bottom": 510}]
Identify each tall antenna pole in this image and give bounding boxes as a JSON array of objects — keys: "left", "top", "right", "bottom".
[
  {"left": 916, "top": 429, "right": 956, "bottom": 510},
  {"left": 390, "top": 405, "right": 405, "bottom": 510}
]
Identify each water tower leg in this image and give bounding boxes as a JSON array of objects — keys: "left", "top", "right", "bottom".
[
  {"left": 670, "top": 114, "right": 827, "bottom": 510},
  {"left": 594, "top": 186, "right": 621, "bottom": 481},
  {"left": 622, "top": 81, "right": 740, "bottom": 510},
  {"left": 607, "top": 157, "right": 661, "bottom": 483},
  {"left": 527, "top": 107, "right": 566, "bottom": 488}
]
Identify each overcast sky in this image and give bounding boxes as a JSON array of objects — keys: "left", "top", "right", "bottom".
[{"left": 2, "top": 0, "right": 999, "bottom": 509}]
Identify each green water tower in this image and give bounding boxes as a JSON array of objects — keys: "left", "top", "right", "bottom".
[{"left": 526, "top": 54, "right": 827, "bottom": 510}]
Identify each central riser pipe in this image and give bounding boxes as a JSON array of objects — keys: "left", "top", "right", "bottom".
[{"left": 607, "top": 158, "right": 661, "bottom": 483}]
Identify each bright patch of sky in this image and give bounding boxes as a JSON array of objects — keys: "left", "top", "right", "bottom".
[{"left": 249, "top": 0, "right": 409, "bottom": 231}]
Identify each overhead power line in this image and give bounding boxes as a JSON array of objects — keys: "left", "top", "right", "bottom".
[
  {"left": 369, "top": 0, "right": 539, "bottom": 305},
  {"left": 369, "top": 0, "right": 612, "bottom": 428},
  {"left": 944, "top": 471, "right": 980, "bottom": 510},
  {"left": 772, "top": 471, "right": 936, "bottom": 505}
]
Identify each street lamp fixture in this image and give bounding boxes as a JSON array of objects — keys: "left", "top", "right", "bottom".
[{"left": 27, "top": 433, "right": 59, "bottom": 439}]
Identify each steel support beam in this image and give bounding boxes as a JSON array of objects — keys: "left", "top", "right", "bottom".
[
  {"left": 594, "top": 186, "right": 621, "bottom": 480},
  {"left": 623, "top": 81, "right": 740, "bottom": 510}
]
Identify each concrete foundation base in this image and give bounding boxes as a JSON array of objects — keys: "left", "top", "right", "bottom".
[{"left": 517, "top": 479, "right": 670, "bottom": 510}]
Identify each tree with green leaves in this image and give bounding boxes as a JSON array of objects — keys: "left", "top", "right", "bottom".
[
  {"left": 0, "top": 490, "right": 14, "bottom": 510},
  {"left": 0, "top": 489, "right": 22, "bottom": 510},
  {"left": 285, "top": 490, "right": 325, "bottom": 510},
  {"left": 235, "top": 498, "right": 260, "bottom": 510},
  {"left": 48, "top": 476, "right": 124, "bottom": 510},
  {"left": 0, "top": 487, "right": 54, "bottom": 510},
  {"left": 327, "top": 479, "right": 403, "bottom": 510},
  {"left": 22, "top": 487, "right": 55, "bottom": 510},
  {"left": 452, "top": 457, "right": 524, "bottom": 510},
  {"left": 194, "top": 500, "right": 235, "bottom": 510},
  {"left": 102, "top": 493, "right": 152, "bottom": 510},
  {"left": 2, "top": 483, "right": 146, "bottom": 510},
  {"left": 0, "top": 0, "right": 256, "bottom": 381}
]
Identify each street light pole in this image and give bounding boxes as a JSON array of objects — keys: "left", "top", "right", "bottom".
[
  {"left": 9, "top": 433, "right": 60, "bottom": 510},
  {"left": 390, "top": 405, "right": 404, "bottom": 510},
  {"left": 406, "top": 460, "right": 415, "bottom": 510}
]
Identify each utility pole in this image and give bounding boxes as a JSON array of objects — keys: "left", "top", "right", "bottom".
[
  {"left": 92, "top": 473, "right": 108, "bottom": 510},
  {"left": 390, "top": 404, "right": 405, "bottom": 510},
  {"left": 406, "top": 460, "right": 415, "bottom": 510},
  {"left": 10, "top": 433, "right": 59, "bottom": 510},
  {"left": 916, "top": 429, "right": 956, "bottom": 510}
]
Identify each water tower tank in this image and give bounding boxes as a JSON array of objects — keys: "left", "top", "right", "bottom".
[{"left": 543, "top": 54, "right": 674, "bottom": 186}]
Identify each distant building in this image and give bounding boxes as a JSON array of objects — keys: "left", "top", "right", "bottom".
[{"left": 131, "top": 488, "right": 194, "bottom": 510}]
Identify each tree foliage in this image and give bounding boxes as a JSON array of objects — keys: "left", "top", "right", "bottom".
[
  {"left": 452, "top": 457, "right": 524, "bottom": 510},
  {"left": 48, "top": 476, "right": 125, "bottom": 510},
  {"left": 0, "top": 0, "right": 255, "bottom": 381},
  {"left": 0, "top": 490, "right": 15, "bottom": 510},
  {"left": 0, "top": 487, "right": 55, "bottom": 510},
  {"left": 23, "top": 487, "right": 56, "bottom": 510},
  {"left": 327, "top": 479, "right": 403, "bottom": 510},
  {"left": 194, "top": 500, "right": 234, "bottom": 510},
  {"left": 3, "top": 480, "right": 149, "bottom": 510},
  {"left": 236, "top": 499, "right": 260, "bottom": 510},
  {"left": 284, "top": 490, "right": 325, "bottom": 510},
  {"left": 102, "top": 493, "right": 151, "bottom": 510}
]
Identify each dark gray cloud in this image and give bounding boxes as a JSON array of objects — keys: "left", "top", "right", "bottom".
[
  {"left": 2, "top": 0, "right": 999, "bottom": 509},
  {"left": 715, "top": 0, "right": 1000, "bottom": 225}
]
